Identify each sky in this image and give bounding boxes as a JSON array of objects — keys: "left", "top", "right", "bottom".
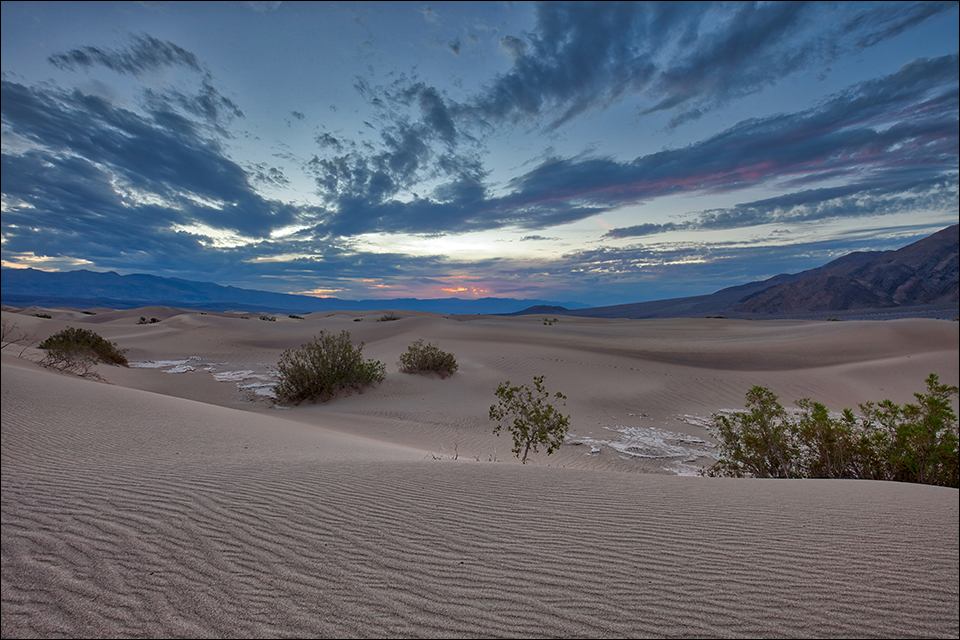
[{"left": 1, "top": 1, "right": 958, "bottom": 307}]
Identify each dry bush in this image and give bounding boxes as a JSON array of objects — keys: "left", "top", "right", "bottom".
[
  {"left": 38, "top": 326, "right": 128, "bottom": 379},
  {"left": 397, "top": 339, "right": 458, "bottom": 378},
  {"left": 274, "top": 330, "right": 386, "bottom": 405}
]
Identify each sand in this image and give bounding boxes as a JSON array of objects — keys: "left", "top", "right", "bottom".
[{"left": 2, "top": 306, "right": 958, "bottom": 638}]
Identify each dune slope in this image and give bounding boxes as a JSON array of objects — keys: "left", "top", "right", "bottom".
[{"left": 3, "top": 355, "right": 958, "bottom": 638}]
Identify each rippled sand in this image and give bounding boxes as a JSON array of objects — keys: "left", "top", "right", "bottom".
[{"left": 3, "top": 307, "right": 958, "bottom": 637}]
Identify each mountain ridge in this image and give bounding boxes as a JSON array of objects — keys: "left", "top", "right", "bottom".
[
  {"left": 4, "top": 225, "right": 957, "bottom": 319},
  {"left": 508, "top": 224, "right": 958, "bottom": 319},
  {"left": 0, "top": 268, "right": 588, "bottom": 316}
]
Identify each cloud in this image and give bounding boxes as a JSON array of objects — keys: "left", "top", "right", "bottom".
[
  {"left": 470, "top": 1, "right": 957, "bottom": 129},
  {"left": 301, "top": 47, "right": 957, "bottom": 239},
  {"left": 48, "top": 33, "right": 203, "bottom": 76},
  {"left": 511, "top": 54, "right": 955, "bottom": 235},
  {"left": 48, "top": 33, "right": 243, "bottom": 131},
  {"left": 4, "top": 7, "right": 956, "bottom": 304},
  {"left": 248, "top": 163, "right": 291, "bottom": 188},
  {"left": 1, "top": 78, "right": 302, "bottom": 267},
  {"left": 295, "top": 6, "right": 955, "bottom": 240}
]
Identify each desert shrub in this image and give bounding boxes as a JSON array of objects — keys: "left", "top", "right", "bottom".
[
  {"left": 489, "top": 375, "right": 570, "bottom": 464},
  {"left": 289, "top": 314, "right": 305, "bottom": 319},
  {"left": 34, "top": 313, "right": 51, "bottom": 319},
  {"left": 273, "top": 330, "right": 386, "bottom": 405},
  {"left": 38, "top": 326, "right": 129, "bottom": 377},
  {"left": 706, "top": 374, "right": 958, "bottom": 487},
  {"left": 398, "top": 339, "right": 458, "bottom": 378},
  {"left": 377, "top": 312, "right": 401, "bottom": 322},
  {"left": 260, "top": 315, "right": 276, "bottom": 322}
]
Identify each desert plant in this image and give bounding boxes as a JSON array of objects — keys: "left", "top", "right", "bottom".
[
  {"left": 489, "top": 375, "right": 570, "bottom": 464},
  {"left": 706, "top": 374, "right": 959, "bottom": 487},
  {"left": 273, "top": 330, "right": 386, "bottom": 405},
  {"left": 709, "top": 385, "right": 799, "bottom": 478},
  {"left": 398, "top": 339, "right": 458, "bottom": 378},
  {"left": 38, "top": 326, "right": 129, "bottom": 377},
  {"left": 377, "top": 312, "right": 401, "bottom": 322},
  {"left": 260, "top": 315, "right": 276, "bottom": 322},
  {"left": 289, "top": 314, "right": 305, "bottom": 319},
  {"left": 857, "top": 374, "right": 959, "bottom": 487}
]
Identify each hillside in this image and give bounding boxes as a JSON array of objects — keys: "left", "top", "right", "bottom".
[{"left": 510, "top": 224, "right": 958, "bottom": 319}]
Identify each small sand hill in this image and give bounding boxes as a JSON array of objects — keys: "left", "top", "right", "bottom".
[{"left": 2, "top": 308, "right": 958, "bottom": 637}]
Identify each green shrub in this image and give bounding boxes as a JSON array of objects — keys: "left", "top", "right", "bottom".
[
  {"left": 289, "top": 314, "right": 305, "bottom": 320},
  {"left": 377, "top": 312, "right": 401, "bottom": 322},
  {"left": 273, "top": 330, "right": 386, "bottom": 405},
  {"left": 38, "top": 326, "right": 128, "bottom": 377},
  {"left": 398, "top": 339, "right": 458, "bottom": 378},
  {"left": 707, "top": 374, "right": 959, "bottom": 487},
  {"left": 260, "top": 315, "right": 276, "bottom": 322},
  {"left": 489, "top": 375, "right": 570, "bottom": 464}
]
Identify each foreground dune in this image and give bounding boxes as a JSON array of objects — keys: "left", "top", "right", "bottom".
[{"left": 2, "top": 307, "right": 958, "bottom": 637}]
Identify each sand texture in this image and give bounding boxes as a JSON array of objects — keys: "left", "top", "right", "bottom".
[{"left": 2, "top": 307, "right": 958, "bottom": 638}]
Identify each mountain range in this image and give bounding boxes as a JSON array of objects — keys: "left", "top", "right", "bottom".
[
  {"left": 515, "top": 224, "right": 957, "bottom": 319},
  {"left": 0, "top": 269, "right": 587, "bottom": 316},
  {"left": 2, "top": 224, "right": 957, "bottom": 319}
]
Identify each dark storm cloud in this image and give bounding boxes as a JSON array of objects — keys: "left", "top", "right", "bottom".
[
  {"left": 303, "top": 5, "right": 955, "bottom": 238},
  {"left": 142, "top": 76, "right": 245, "bottom": 132},
  {"left": 1, "top": 79, "right": 301, "bottom": 265},
  {"left": 310, "top": 46, "right": 957, "bottom": 237},
  {"left": 302, "top": 78, "right": 488, "bottom": 234},
  {"left": 470, "top": 1, "right": 956, "bottom": 129},
  {"left": 48, "top": 33, "right": 203, "bottom": 75},
  {"left": 599, "top": 54, "right": 959, "bottom": 237},
  {"left": 49, "top": 33, "right": 243, "bottom": 131}
]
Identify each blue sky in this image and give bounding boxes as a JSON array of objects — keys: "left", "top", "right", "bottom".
[{"left": 2, "top": 1, "right": 957, "bottom": 306}]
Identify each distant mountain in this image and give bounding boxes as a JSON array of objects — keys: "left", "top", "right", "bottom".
[
  {"left": 0, "top": 268, "right": 588, "bottom": 315},
  {"left": 733, "top": 224, "right": 958, "bottom": 314},
  {"left": 508, "top": 224, "right": 959, "bottom": 319},
  {"left": 4, "top": 226, "right": 956, "bottom": 319}
]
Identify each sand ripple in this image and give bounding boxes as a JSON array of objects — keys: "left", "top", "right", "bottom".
[{"left": 3, "top": 361, "right": 958, "bottom": 638}]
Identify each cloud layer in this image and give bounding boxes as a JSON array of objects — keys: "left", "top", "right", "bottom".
[{"left": 2, "top": 2, "right": 957, "bottom": 304}]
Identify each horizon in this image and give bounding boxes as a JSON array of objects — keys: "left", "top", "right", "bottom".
[{"left": 2, "top": 2, "right": 958, "bottom": 307}]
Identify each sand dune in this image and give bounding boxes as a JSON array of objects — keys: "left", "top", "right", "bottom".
[{"left": 2, "top": 307, "right": 958, "bottom": 637}]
